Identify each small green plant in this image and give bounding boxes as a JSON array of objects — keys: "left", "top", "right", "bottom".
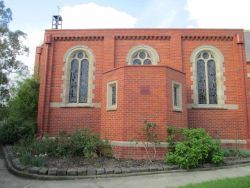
[
  {"left": 166, "top": 126, "right": 177, "bottom": 152},
  {"left": 97, "top": 140, "right": 113, "bottom": 158},
  {"left": 13, "top": 128, "right": 108, "bottom": 159},
  {"left": 165, "top": 128, "right": 224, "bottom": 169},
  {"left": 142, "top": 120, "right": 159, "bottom": 162},
  {"left": 19, "top": 152, "right": 45, "bottom": 167},
  {"left": 69, "top": 129, "right": 101, "bottom": 158},
  {"left": 223, "top": 148, "right": 250, "bottom": 158}
]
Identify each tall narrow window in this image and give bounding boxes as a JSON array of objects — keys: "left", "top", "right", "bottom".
[
  {"left": 68, "top": 50, "right": 89, "bottom": 103},
  {"left": 172, "top": 81, "right": 182, "bottom": 111},
  {"left": 107, "top": 81, "right": 117, "bottom": 110},
  {"left": 196, "top": 51, "right": 217, "bottom": 104}
]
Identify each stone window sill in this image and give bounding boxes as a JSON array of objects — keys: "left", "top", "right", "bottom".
[
  {"left": 187, "top": 104, "right": 239, "bottom": 110},
  {"left": 173, "top": 106, "right": 183, "bottom": 112},
  {"left": 50, "top": 102, "right": 101, "bottom": 108},
  {"left": 106, "top": 106, "right": 117, "bottom": 111}
]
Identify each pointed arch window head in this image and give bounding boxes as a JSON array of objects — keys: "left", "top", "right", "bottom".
[
  {"left": 127, "top": 45, "right": 159, "bottom": 65},
  {"left": 63, "top": 45, "right": 94, "bottom": 107},
  {"left": 190, "top": 45, "right": 225, "bottom": 107}
]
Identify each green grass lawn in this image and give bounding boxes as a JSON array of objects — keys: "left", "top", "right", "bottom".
[{"left": 179, "top": 175, "right": 250, "bottom": 188}]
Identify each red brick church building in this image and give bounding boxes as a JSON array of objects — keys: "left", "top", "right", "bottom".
[{"left": 35, "top": 28, "right": 250, "bottom": 159}]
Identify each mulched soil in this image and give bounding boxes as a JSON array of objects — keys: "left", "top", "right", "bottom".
[{"left": 44, "top": 156, "right": 165, "bottom": 169}]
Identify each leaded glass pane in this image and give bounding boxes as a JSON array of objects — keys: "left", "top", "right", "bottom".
[
  {"left": 139, "top": 51, "right": 146, "bottom": 59},
  {"left": 77, "top": 51, "right": 84, "bottom": 59},
  {"left": 197, "top": 59, "right": 207, "bottom": 104},
  {"left": 79, "top": 59, "right": 89, "bottom": 103},
  {"left": 72, "top": 53, "right": 76, "bottom": 58},
  {"left": 202, "top": 52, "right": 209, "bottom": 59},
  {"left": 69, "top": 59, "right": 79, "bottom": 103},
  {"left": 207, "top": 60, "right": 217, "bottom": 104},
  {"left": 132, "top": 52, "right": 138, "bottom": 58},
  {"left": 111, "top": 85, "right": 116, "bottom": 105},
  {"left": 133, "top": 59, "right": 141, "bottom": 65},
  {"left": 143, "top": 59, "right": 152, "bottom": 65}
]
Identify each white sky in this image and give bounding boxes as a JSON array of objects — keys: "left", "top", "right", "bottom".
[{"left": 10, "top": 0, "right": 250, "bottom": 73}]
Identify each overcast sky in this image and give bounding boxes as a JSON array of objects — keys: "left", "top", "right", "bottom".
[{"left": 5, "top": 0, "right": 250, "bottom": 72}]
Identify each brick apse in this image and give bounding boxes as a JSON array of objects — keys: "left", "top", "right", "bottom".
[{"left": 35, "top": 29, "right": 250, "bottom": 159}]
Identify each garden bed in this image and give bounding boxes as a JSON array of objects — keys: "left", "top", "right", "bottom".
[
  {"left": 44, "top": 156, "right": 165, "bottom": 169},
  {"left": 4, "top": 144, "right": 250, "bottom": 179}
]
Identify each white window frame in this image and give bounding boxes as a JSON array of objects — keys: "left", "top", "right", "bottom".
[
  {"left": 107, "top": 81, "right": 118, "bottom": 111},
  {"left": 172, "top": 81, "right": 182, "bottom": 112}
]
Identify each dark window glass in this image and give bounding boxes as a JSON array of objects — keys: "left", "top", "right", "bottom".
[
  {"left": 207, "top": 60, "right": 217, "bottom": 104},
  {"left": 174, "top": 85, "right": 178, "bottom": 106},
  {"left": 143, "top": 59, "right": 152, "bottom": 65},
  {"left": 139, "top": 51, "right": 146, "bottom": 59},
  {"left": 69, "top": 59, "right": 79, "bottom": 103},
  {"left": 79, "top": 59, "right": 89, "bottom": 103},
  {"left": 197, "top": 59, "right": 207, "bottom": 104},
  {"left": 77, "top": 52, "right": 84, "bottom": 59},
  {"left": 133, "top": 59, "right": 141, "bottom": 65},
  {"left": 111, "top": 85, "right": 116, "bottom": 105},
  {"left": 202, "top": 52, "right": 209, "bottom": 59}
]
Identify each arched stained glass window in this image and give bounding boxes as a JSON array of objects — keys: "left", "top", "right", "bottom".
[
  {"left": 68, "top": 50, "right": 89, "bottom": 103},
  {"left": 196, "top": 51, "right": 217, "bottom": 104},
  {"left": 127, "top": 45, "right": 159, "bottom": 65},
  {"left": 131, "top": 50, "right": 152, "bottom": 65}
]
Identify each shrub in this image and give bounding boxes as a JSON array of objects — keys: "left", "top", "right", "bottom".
[
  {"left": 97, "top": 140, "right": 113, "bottom": 158},
  {"left": 19, "top": 152, "right": 45, "bottom": 167},
  {"left": 13, "top": 128, "right": 108, "bottom": 160},
  {"left": 0, "top": 78, "right": 39, "bottom": 144},
  {"left": 69, "top": 129, "right": 101, "bottom": 158},
  {"left": 239, "top": 150, "right": 250, "bottom": 158},
  {"left": 166, "top": 126, "right": 177, "bottom": 152},
  {"left": 223, "top": 148, "right": 250, "bottom": 158},
  {"left": 0, "top": 120, "right": 35, "bottom": 144},
  {"left": 165, "top": 128, "right": 224, "bottom": 169}
]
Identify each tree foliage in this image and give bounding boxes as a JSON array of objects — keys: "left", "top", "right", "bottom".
[
  {"left": 0, "top": 0, "right": 29, "bottom": 117},
  {"left": 0, "top": 78, "right": 39, "bottom": 144}
]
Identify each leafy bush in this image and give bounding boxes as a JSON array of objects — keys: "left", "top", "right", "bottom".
[
  {"left": 0, "top": 78, "right": 39, "bottom": 144},
  {"left": 19, "top": 152, "right": 45, "bottom": 167},
  {"left": 165, "top": 128, "right": 224, "bottom": 169},
  {"left": 69, "top": 129, "right": 101, "bottom": 158},
  {"left": 0, "top": 120, "right": 36, "bottom": 144},
  {"left": 239, "top": 150, "right": 250, "bottom": 157},
  {"left": 97, "top": 140, "right": 113, "bottom": 158},
  {"left": 13, "top": 129, "right": 108, "bottom": 161},
  {"left": 223, "top": 148, "right": 250, "bottom": 158},
  {"left": 166, "top": 126, "right": 177, "bottom": 152}
]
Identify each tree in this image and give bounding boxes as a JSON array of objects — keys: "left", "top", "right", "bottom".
[
  {"left": 0, "top": 78, "right": 39, "bottom": 144},
  {"left": 0, "top": 0, "right": 29, "bottom": 120}
]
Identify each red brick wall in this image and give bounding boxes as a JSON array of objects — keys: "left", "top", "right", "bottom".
[
  {"left": 183, "top": 34, "right": 248, "bottom": 140},
  {"left": 101, "top": 68, "right": 125, "bottom": 141},
  {"left": 36, "top": 29, "right": 250, "bottom": 158}
]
